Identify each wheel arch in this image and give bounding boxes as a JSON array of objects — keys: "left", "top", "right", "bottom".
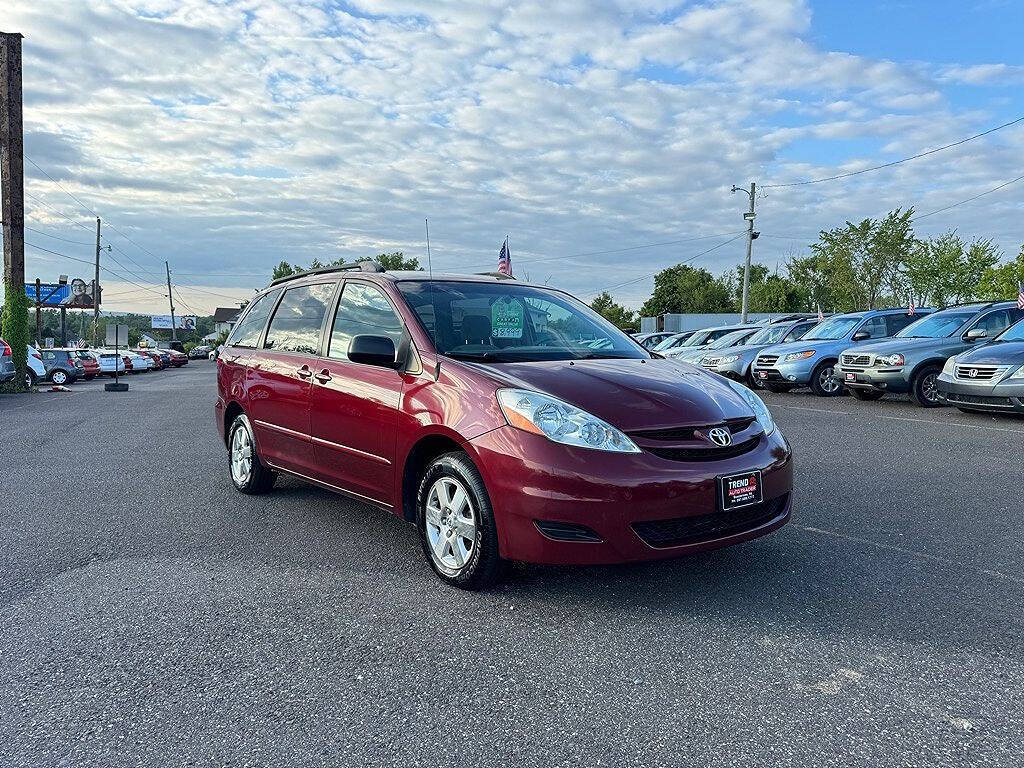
[
  {"left": 223, "top": 400, "right": 245, "bottom": 447},
  {"left": 908, "top": 357, "right": 946, "bottom": 385},
  {"left": 400, "top": 432, "right": 470, "bottom": 523}
]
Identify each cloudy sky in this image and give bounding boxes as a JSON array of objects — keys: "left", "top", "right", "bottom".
[{"left": 3, "top": 0, "right": 1023, "bottom": 315}]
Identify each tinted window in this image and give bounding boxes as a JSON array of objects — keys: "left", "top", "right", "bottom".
[
  {"left": 884, "top": 313, "right": 918, "bottom": 336},
  {"left": 328, "top": 282, "right": 405, "bottom": 361},
  {"left": 264, "top": 283, "right": 334, "bottom": 354},
  {"left": 229, "top": 289, "right": 281, "bottom": 348},
  {"left": 972, "top": 309, "right": 1017, "bottom": 338},
  {"left": 896, "top": 311, "right": 975, "bottom": 338},
  {"left": 996, "top": 316, "right": 1024, "bottom": 341}
]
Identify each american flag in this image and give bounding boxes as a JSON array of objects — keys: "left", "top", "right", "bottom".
[
  {"left": 816, "top": 304, "right": 824, "bottom": 322},
  {"left": 497, "top": 238, "right": 512, "bottom": 276},
  {"left": 908, "top": 294, "right": 916, "bottom": 315},
  {"left": 1018, "top": 281, "right": 1024, "bottom": 310}
]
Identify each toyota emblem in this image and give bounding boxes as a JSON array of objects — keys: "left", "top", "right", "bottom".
[
  {"left": 708, "top": 426, "right": 732, "bottom": 446},
  {"left": 968, "top": 368, "right": 978, "bottom": 378}
]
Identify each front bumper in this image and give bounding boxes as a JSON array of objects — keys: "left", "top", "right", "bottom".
[
  {"left": 466, "top": 425, "right": 793, "bottom": 565},
  {"left": 936, "top": 374, "right": 1024, "bottom": 413},
  {"left": 752, "top": 357, "right": 816, "bottom": 386},
  {"left": 836, "top": 364, "right": 909, "bottom": 393}
]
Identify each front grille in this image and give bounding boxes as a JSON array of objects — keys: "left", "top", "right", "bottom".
[
  {"left": 631, "top": 417, "right": 756, "bottom": 442},
  {"left": 943, "top": 392, "right": 1015, "bottom": 408},
  {"left": 632, "top": 493, "right": 789, "bottom": 548},
  {"left": 534, "top": 520, "right": 603, "bottom": 543},
  {"left": 645, "top": 434, "right": 761, "bottom": 462},
  {"left": 756, "top": 354, "right": 779, "bottom": 367},
  {"left": 842, "top": 353, "right": 871, "bottom": 366},
  {"left": 954, "top": 364, "right": 1008, "bottom": 381}
]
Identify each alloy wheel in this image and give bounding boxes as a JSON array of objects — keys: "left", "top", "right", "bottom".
[
  {"left": 230, "top": 426, "right": 253, "bottom": 486},
  {"left": 52, "top": 370, "right": 68, "bottom": 385},
  {"left": 819, "top": 366, "right": 840, "bottom": 394},
  {"left": 425, "top": 476, "right": 477, "bottom": 575},
  {"left": 921, "top": 372, "right": 939, "bottom": 403}
]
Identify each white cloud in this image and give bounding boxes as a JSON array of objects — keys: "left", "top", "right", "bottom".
[{"left": 2, "top": 0, "right": 1021, "bottom": 313}]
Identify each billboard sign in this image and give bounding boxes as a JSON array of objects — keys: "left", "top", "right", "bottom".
[
  {"left": 25, "top": 279, "right": 100, "bottom": 308},
  {"left": 151, "top": 315, "right": 197, "bottom": 331}
]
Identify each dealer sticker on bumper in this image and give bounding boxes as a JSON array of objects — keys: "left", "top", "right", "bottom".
[{"left": 719, "top": 470, "right": 763, "bottom": 511}]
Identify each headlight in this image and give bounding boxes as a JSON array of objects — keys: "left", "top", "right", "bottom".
[
  {"left": 496, "top": 389, "right": 641, "bottom": 453},
  {"left": 877, "top": 354, "right": 904, "bottom": 367},
  {"left": 783, "top": 350, "right": 815, "bottom": 362},
  {"left": 942, "top": 357, "right": 957, "bottom": 376},
  {"left": 724, "top": 378, "right": 775, "bottom": 436},
  {"left": 1009, "top": 365, "right": 1024, "bottom": 380},
  {"left": 718, "top": 354, "right": 740, "bottom": 365}
]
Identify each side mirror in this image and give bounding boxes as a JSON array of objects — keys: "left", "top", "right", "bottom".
[
  {"left": 964, "top": 328, "right": 987, "bottom": 342},
  {"left": 348, "top": 334, "right": 399, "bottom": 368},
  {"left": 851, "top": 330, "right": 871, "bottom": 342}
]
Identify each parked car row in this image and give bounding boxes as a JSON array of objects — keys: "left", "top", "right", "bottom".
[
  {"left": 636, "top": 300, "right": 1024, "bottom": 416},
  {"left": 0, "top": 341, "right": 189, "bottom": 388}
]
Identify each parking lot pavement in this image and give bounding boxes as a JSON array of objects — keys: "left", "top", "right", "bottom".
[{"left": 1, "top": 367, "right": 1022, "bottom": 767}]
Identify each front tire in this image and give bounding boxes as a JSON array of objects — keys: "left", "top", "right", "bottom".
[
  {"left": 910, "top": 365, "right": 942, "bottom": 408},
  {"left": 25, "top": 371, "right": 36, "bottom": 388},
  {"left": 417, "top": 452, "right": 503, "bottom": 590},
  {"left": 228, "top": 413, "right": 276, "bottom": 494},
  {"left": 849, "top": 388, "right": 884, "bottom": 401},
  {"left": 809, "top": 360, "right": 842, "bottom": 397}
]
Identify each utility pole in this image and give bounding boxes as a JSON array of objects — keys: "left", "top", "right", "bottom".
[
  {"left": 731, "top": 182, "right": 759, "bottom": 323},
  {"left": 165, "top": 261, "right": 177, "bottom": 342},
  {"left": 1, "top": 32, "right": 26, "bottom": 384},
  {"left": 93, "top": 217, "right": 101, "bottom": 346}
]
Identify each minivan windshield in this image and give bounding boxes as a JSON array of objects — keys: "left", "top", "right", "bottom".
[
  {"left": 746, "top": 323, "right": 792, "bottom": 346},
  {"left": 803, "top": 316, "right": 860, "bottom": 340},
  {"left": 396, "top": 281, "right": 648, "bottom": 362},
  {"left": 896, "top": 311, "right": 975, "bottom": 338},
  {"left": 707, "top": 328, "right": 755, "bottom": 350}
]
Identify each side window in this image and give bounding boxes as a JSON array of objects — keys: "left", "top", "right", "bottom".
[
  {"left": 860, "top": 316, "right": 887, "bottom": 339},
  {"left": 885, "top": 313, "right": 917, "bottom": 336},
  {"left": 328, "top": 282, "right": 405, "bottom": 361},
  {"left": 229, "top": 289, "right": 281, "bottom": 348},
  {"left": 43, "top": 351, "right": 56, "bottom": 361},
  {"left": 264, "top": 283, "right": 335, "bottom": 354},
  {"left": 784, "top": 322, "right": 814, "bottom": 342},
  {"left": 974, "top": 309, "right": 1013, "bottom": 337}
]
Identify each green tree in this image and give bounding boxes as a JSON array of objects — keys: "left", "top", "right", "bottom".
[
  {"left": 0, "top": 281, "right": 30, "bottom": 391},
  {"left": 732, "top": 263, "right": 806, "bottom": 312},
  {"left": 373, "top": 251, "right": 420, "bottom": 270},
  {"left": 271, "top": 261, "right": 297, "bottom": 281},
  {"left": 978, "top": 245, "right": 1024, "bottom": 300},
  {"left": 590, "top": 292, "right": 637, "bottom": 330},
  {"left": 640, "top": 264, "right": 734, "bottom": 316},
  {"left": 904, "top": 233, "right": 1000, "bottom": 307}
]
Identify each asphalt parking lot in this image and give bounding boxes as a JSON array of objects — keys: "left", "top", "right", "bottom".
[{"left": 1, "top": 364, "right": 1022, "bottom": 767}]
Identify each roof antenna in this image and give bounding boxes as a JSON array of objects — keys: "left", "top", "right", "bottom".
[{"left": 425, "top": 218, "right": 440, "bottom": 381}]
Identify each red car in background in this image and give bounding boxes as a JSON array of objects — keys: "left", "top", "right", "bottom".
[
  {"left": 215, "top": 266, "right": 793, "bottom": 590},
  {"left": 122, "top": 354, "right": 134, "bottom": 374},
  {"left": 163, "top": 348, "right": 188, "bottom": 367},
  {"left": 70, "top": 349, "right": 101, "bottom": 380}
]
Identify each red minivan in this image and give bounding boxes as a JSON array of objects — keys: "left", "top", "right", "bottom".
[{"left": 216, "top": 264, "right": 792, "bottom": 589}]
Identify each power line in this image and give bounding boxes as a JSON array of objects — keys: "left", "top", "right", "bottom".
[
  {"left": 912, "top": 172, "right": 1024, "bottom": 222},
  {"left": 25, "top": 226, "right": 94, "bottom": 246},
  {"left": 25, "top": 241, "right": 168, "bottom": 298},
  {"left": 583, "top": 233, "right": 747, "bottom": 297},
  {"left": 24, "top": 154, "right": 99, "bottom": 217},
  {"left": 762, "top": 115, "right": 1024, "bottom": 188},
  {"left": 24, "top": 191, "right": 95, "bottom": 232}
]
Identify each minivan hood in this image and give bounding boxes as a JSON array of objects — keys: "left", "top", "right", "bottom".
[
  {"left": 456, "top": 357, "right": 754, "bottom": 431},
  {"left": 956, "top": 341, "right": 1024, "bottom": 365}
]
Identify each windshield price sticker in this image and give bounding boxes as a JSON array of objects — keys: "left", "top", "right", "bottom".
[
  {"left": 492, "top": 298, "right": 525, "bottom": 339},
  {"left": 719, "top": 470, "right": 763, "bottom": 511}
]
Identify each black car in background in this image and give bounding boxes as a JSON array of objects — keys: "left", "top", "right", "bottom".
[{"left": 936, "top": 317, "right": 1024, "bottom": 414}]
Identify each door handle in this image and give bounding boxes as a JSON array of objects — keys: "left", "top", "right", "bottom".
[
  {"left": 314, "top": 369, "right": 332, "bottom": 384},
  {"left": 296, "top": 365, "right": 312, "bottom": 378}
]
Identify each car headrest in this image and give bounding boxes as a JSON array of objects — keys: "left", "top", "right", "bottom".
[{"left": 462, "top": 315, "right": 492, "bottom": 344}]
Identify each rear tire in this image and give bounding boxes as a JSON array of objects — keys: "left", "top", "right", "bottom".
[
  {"left": 417, "top": 452, "right": 503, "bottom": 590},
  {"left": 849, "top": 388, "right": 884, "bottom": 401},
  {"left": 809, "top": 360, "right": 842, "bottom": 397},
  {"left": 746, "top": 369, "right": 764, "bottom": 389},
  {"left": 910, "top": 365, "right": 942, "bottom": 408},
  {"left": 25, "top": 370, "right": 36, "bottom": 388},
  {"left": 50, "top": 369, "right": 69, "bottom": 385},
  {"left": 228, "top": 413, "right": 276, "bottom": 494}
]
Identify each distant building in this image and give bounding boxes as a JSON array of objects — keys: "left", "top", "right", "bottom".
[
  {"left": 138, "top": 333, "right": 160, "bottom": 348},
  {"left": 213, "top": 307, "right": 242, "bottom": 335}
]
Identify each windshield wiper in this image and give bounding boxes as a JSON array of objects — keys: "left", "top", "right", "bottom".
[
  {"left": 446, "top": 351, "right": 502, "bottom": 361},
  {"left": 572, "top": 352, "right": 637, "bottom": 360}
]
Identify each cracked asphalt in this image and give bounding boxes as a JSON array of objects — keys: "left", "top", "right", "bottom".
[{"left": 1, "top": 363, "right": 1022, "bottom": 766}]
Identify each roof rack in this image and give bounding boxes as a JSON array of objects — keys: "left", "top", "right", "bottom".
[{"left": 269, "top": 260, "right": 384, "bottom": 287}]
